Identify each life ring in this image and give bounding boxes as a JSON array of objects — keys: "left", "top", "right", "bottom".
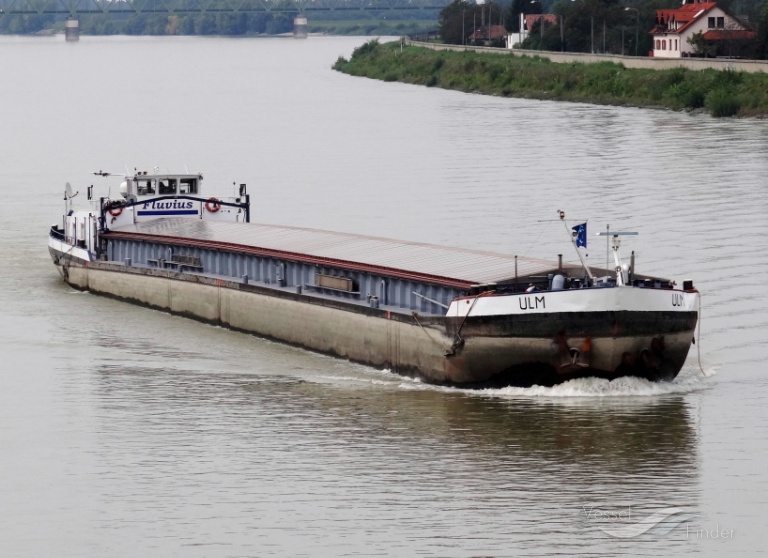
[
  {"left": 205, "top": 198, "right": 221, "bottom": 213},
  {"left": 108, "top": 206, "right": 123, "bottom": 217}
]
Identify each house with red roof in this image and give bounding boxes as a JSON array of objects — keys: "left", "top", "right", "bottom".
[
  {"left": 507, "top": 14, "right": 558, "bottom": 50},
  {"left": 469, "top": 24, "right": 508, "bottom": 47},
  {"left": 651, "top": 0, "right": 755, "bottom": 58},
  {"left": 525, "top": 14, "right": 558, "bottom": 34}
]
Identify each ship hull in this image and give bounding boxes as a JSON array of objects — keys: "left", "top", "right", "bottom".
[
  {"left": 442, "top": 328, "right": 696, "bottom": 386},
  {"left": 49, "top": 246, "right": 698, "bottom": 387}
]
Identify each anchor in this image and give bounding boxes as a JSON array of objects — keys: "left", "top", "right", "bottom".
[{"left": 556, "top": 330, "right": 591, "bottom": 372}]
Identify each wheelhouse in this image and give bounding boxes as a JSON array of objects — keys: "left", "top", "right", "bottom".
[{"left": 121, "top": 173, "right": 202, "bottom": 199}]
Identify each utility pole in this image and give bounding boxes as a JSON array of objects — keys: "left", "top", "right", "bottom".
[{"left": 625, "top": 7, "right": 639, "bottom": 56}]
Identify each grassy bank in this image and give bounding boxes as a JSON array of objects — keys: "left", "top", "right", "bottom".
[
  {"left": 308, "top": 20, "right": 433, "bottom": 36},
  {"left": 333, "top": 40, "right": 768, "bottom": 118}
]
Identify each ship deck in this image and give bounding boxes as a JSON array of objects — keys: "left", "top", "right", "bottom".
[{"left": 104, "top": 219, "right": 576, "bottom": 288}]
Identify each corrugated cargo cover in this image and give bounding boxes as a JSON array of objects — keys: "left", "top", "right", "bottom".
[{"left": 106, "top": 219, "right": 567, "bottom": 287}]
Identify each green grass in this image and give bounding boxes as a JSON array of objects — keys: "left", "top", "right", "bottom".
[
  {"left": 333, "top": 41, "right": 768, "bottom": 118},
  {"left": 307, "top": 20, "right": 433, "bottom": 36}
]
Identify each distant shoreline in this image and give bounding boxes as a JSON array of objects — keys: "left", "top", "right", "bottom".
[{"left": 333, "top": 40, "right": 768, "bottom": 118}]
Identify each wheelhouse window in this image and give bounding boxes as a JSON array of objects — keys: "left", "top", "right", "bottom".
[
  {"left": 158, "top": 179, "right": 177, "bottom": 195},
  {"left": 136, "top": 179, "right": 156, "bottom": 195},
  {"left": 179, "top": 178, "right": 198, "bottom": 194}
]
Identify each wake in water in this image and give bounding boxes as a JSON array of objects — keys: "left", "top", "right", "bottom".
[
  {"left": 320, "top": 364, "right": 716, "bottom": 398},
  {"left": 476, "top": 367, "right": 715, "bottom": 398}
]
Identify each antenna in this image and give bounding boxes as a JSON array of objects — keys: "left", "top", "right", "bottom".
[
  {"left": 93, "top": 170, "right": 128, "bottom": 178},
  {"left": 64, "top": 182, "right": 78, "bottom": 213},
  {"left": 597, "top": 230, "right": 638, "bottom": 286}
]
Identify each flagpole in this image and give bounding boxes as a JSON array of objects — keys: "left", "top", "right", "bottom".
[{"left": 559, "top": 211, "right": 594, "bottom": 281}]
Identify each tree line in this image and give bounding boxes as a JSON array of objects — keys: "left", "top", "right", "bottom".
[
  {"left": 438, "top": 0, "right": 768, "bottom": 59},
  {"left": 0, "top": 12, "right": 297, "bottom": 35},
  {"left": 0, "top": 4, "right": 437, "bottom": 35}
]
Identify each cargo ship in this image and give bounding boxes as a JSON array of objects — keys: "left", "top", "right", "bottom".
[{"left": 49, "top": 171, "right": 700, "bottom": 386}]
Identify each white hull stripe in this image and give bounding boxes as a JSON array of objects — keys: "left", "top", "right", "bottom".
[{"left": 448, "top": 288, "right": 699, "bottom": 317}]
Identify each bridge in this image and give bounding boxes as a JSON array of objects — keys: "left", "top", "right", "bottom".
[
  {"left": 0, "top": 0, "right": 446, "bottom": 38},
  {"left": 0, "top": 0, "right": 448, "bottom": 16}
]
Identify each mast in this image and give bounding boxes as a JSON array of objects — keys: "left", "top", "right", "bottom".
[
  {"left": 597, "top": 231, "right": 638, "bottom": 286},
  {"left": 558, "top": 210, "right": 594, "bottom": 281}
]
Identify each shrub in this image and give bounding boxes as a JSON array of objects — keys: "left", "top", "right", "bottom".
[
  {"left": 666, "top": 82, "right": 706, "bottom": 109},
  {"left": 682, "top": 87, "right": 706, "bottom": 109},
  {"left": 714, "top": 68, "right": 743, "bottom": 87},
  {"left": 665, "top": 67, "right": 687, "bottom": 87},
  {"left": 426, "top": 75, "right": 438, "bottom": 87},
  {"left": 352, "top": 39, "right": 379, "bottom": 59},
  {"left": 706, "top": 88, "right": 740, "bottom": 117}
]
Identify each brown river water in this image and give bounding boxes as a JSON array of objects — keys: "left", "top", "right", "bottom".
[{"left": 0, "top": 35, "right": 766, "bottom": 557}]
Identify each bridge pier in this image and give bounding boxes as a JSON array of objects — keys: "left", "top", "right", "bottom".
[
  {"left": 65, "top": 17, "right": 79, "bottom": 41},
  {"left": 293, "top": 15, "right": 307, "bottom": 39}
]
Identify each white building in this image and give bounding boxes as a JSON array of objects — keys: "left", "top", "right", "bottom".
[
  {"left": 651, "top": 0, "right": 754, "bottom": 59},
  {"left": 507, "top": 13, "right": 557, "bottom": 50}
]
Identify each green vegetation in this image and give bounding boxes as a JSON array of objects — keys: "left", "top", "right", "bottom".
[
  {"left": 0, "top": 3, "right": 438, "bottom": 36},
  {"left": 306, "top": 19, "right": 434, "bottom": 37},
  {"left": 440, "top": 0, "right": 768, "bottom": 60},
  {"left": 333, "top": 40, "right": 768, "bottom": 118},
  {"left": 0, "top": 12, "right": 298, "bottom": 35},
  {"left": 0, "top": 13, "right": 434, "bottom": 37}
]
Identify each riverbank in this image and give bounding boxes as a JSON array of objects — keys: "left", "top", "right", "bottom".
[{"left": 333, "top": 40, "right": 768, "bottom": 118}]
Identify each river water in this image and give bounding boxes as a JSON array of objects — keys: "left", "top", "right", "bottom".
[{"left": 0, "top": 35, "right": 766, "bottom": 557}]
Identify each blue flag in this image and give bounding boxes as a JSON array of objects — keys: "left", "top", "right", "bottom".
[{"left": 572, "top": 223, "right": 587, "bottom": 248}]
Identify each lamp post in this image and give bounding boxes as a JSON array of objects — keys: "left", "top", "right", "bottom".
[
  {"left": 625, "top": 7, "right": 639, "bottom": 56},
  {"left": 569, "top": 0, "right": 593, "bottom": 54},
  {"left": 530, "top": 0, "right": 543, "bottom": 46},
  {"left": 485, "top": 3, "right": 499, "bottom": 47}
]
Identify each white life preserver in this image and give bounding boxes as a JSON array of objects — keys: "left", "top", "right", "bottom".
[{"left": 205, "top": 198, "right": 221, "bottom": 213}]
